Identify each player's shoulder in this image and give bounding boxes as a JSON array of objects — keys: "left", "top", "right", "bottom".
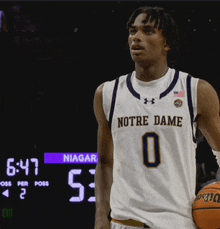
[
  {"left": 196, "top": 77, "right": 219, "bottom": 115},
  {"left": 176, "top": 68, "right": 219, "bottom": 108},
  {"left": 95, "top": 72, "right": 132, "bottom": 94},
  {"left": 175, "top": 69, "right": 216, "bottom": 93},
  {"left": 197, "top": 79, "right": 218, "bottom": 99},
  {"left": 197, "top": 79, "right": 214, "bottom": 91},
  {"left": 197, "top": 79, "right": 219, "bottom": 116},
  {"left": 177, "top": 68, "right": 199, "bottom": 81},
  {"left": 104, "top": 72, "right": 130, "bottom": 85}
]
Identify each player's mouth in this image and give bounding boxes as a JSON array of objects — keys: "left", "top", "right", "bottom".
[{"left": 131, "top": 45, "right": 144, "bottom": 54}]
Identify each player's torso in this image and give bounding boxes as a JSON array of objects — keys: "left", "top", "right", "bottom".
[
  {"left": 111, "top": 69, "right": 196, "bottom": 169},
  {"left": 103, "top": 68, "right": 198, "bottom": 228}
]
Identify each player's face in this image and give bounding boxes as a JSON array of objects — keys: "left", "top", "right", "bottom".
[{"left": 128, "top": 13, "right": 170, "bottom": 67}]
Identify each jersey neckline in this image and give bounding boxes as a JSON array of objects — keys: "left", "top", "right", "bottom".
[{"left": 126, "top": 69, "right": 179, "bottom": 100}]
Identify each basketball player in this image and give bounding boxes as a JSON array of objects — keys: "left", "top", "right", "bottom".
[{"left": 94, "top": 6, "right": 220, "bottom": 229}]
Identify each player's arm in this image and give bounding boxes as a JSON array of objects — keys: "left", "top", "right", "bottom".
[
  {"left": 197, "top": 79, "right": 220, "bottom": 166},
  {"left": 94, "top": 83, "right": 113, "bottom": 229}
]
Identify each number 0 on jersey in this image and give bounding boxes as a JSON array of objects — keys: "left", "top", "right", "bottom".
[{"left": 142, "top": 132, "right": 161, "bottom": 168}]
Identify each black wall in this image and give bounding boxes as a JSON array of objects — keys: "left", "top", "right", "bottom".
[{"left": 0, "top": 2, "right": 219, "bottom": 228}]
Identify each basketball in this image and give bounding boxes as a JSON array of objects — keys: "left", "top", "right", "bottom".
[{"left": 192, "top": 181, "right": 220, "bottom": 229}]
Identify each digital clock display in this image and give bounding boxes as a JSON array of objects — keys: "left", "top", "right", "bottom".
[
  {"left": 7, "top": 158, "right": 39, "bottom": 176},
  {"left": 0, "top": 152, "right": 98, "bottom": 228}
]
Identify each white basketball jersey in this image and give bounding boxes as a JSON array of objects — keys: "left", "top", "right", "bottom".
[{"left": 102, "top": 68, "right": 199, "bottom": 229}]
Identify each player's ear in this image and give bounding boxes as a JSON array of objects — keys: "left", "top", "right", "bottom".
[
  {"left": 165, "top": 45, "right": 171, "bottom": 51},
  {"left": 164, "top": 43, "right": 171, "bottom": 51},
  {"left": 164, "top": 38, "right": 171, "bottom": 51}
]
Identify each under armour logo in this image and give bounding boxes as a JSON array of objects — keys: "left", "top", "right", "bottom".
[{"left": 144, "top": 98, "right": 155, "bottom": 104}]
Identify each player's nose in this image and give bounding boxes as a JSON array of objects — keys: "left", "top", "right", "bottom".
[{"left": 131, "top": 30, "right": 142, "bottom": 42}]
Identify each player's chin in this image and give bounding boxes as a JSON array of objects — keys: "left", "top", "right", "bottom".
[
  {"left": 131, "top": 53, "right": 144, "bottom": 62},
  {"left": 131, "top": 55, "right": 148, "bottom": 65}
]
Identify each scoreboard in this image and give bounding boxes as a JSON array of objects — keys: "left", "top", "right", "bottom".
[{"left": 0, "top": 152, "right": 97, "bottom": 229}]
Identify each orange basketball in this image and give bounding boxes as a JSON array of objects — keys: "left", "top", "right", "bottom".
[{"left": 192, "top": 181, "right": 220, "bottom": 229}]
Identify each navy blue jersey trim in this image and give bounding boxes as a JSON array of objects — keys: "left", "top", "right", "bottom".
[
  {"left": 159, "top": 70, "right": 179, "bottom": 99},
  {"left": 126, "top": 70, "right": 179, "bottom": 100},
  {"left": 109, "top": 78, "right": 119, "bottom": 128},
  {"left": 126, "top": 73, "right": 140, "bottom": 100},
  {"left": 187, "top": 75, "right": 197, "bottom": 143}
]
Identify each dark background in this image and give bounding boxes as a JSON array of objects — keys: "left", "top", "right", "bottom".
[
  {"left": 0, "top": 1, "right": 219, "bottom": 228},
  {"left": 0, "top": 1, "right": 219, "bottom": 151}
]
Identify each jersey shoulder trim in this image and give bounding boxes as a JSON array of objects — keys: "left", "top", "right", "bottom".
[
  {"left": 187, "top": 74, "right": 198, "bottom": 143},
  {"left": 102, "top": 74, "right": 127, "bottom": 124},
  {"left": 109, "top": 78, "right": 119, "bottom": 128},
  {"left": 159, "top": 70, "right": 179, "bottom": 99},
  {"left": 127, "top": 73, "right": 140, "bottom": 99}
]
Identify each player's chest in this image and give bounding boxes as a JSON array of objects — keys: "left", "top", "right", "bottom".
[
  {"left": 113, "top": 89, "right": 190, "bottom": 130},
  {"left": 115, "top": 90, "right": 188, "bottom": 115}
]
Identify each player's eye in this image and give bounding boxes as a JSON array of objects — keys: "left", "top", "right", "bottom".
[
  {"left": 129, "top": 28, "right": 136, "bottom": 35},
  {"left": 145, "top": 28, "right": 154, "bottom": 34}
]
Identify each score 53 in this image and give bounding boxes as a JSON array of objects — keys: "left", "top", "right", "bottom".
[{"left": 68, "top": 169, "right": 95, "bottom": 203}]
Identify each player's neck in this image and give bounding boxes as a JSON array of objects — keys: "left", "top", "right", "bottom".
[{"left": 135, "top": 62, "right": 169, "bottom": 82}]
